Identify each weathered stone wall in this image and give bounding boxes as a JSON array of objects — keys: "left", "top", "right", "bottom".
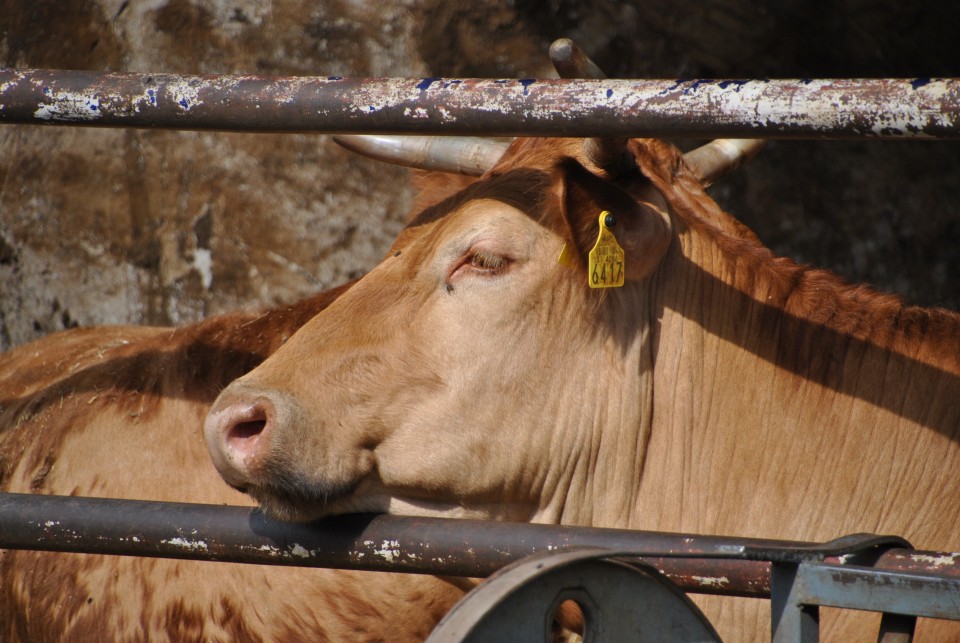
[{"left": 2, "top": 1, "right": 959, "bottom": 351}]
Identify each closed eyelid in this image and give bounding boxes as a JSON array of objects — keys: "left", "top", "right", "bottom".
[
  {"left": 469, "top": 251, "right": 508, "bottom": 271},
  {"left": 446, "top": 248, "right": 514, "bottom": 284}
]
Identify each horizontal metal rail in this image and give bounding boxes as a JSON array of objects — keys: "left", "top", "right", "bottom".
[
  {"left": 1, "top": 70, "right": 958, "bottom": 139},
  {"left": 1, "top": 492, "right": 958, "bottom": 601}
]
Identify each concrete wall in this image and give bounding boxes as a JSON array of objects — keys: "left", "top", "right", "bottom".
[{"left": 2, "top": 0, "right": 958, "bottom": 350}]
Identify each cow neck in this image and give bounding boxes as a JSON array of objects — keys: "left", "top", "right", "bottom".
[
  {"left": 634, "top": 161, "right": 960, "bottom": 542},
  {"left": 535, "top": 278, "right": 659, "bottom": 529}
]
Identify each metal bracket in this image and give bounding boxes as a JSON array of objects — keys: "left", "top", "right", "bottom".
[{"left": 766, "top": 534, "right": 960, "bottom": 642}]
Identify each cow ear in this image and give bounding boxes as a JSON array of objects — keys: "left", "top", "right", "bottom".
[{"left": 556, "top": 158, "right": 672, "bottom": 282}]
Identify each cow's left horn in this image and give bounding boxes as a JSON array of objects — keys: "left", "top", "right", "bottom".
[{"left": 333, "top": 135, "right": 509, "bottom": 176}]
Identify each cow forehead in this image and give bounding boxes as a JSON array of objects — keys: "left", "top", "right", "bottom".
[
  {"left": 391, "top": 196, "right": 559, "bottom": 261},
  {"left": 437, "top": 199, "right": 553, "bottom": 244}
]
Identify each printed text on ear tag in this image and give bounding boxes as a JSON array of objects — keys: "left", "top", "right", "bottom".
[{"left": 588, "top": 211, "right": 625, "bottom": 288}]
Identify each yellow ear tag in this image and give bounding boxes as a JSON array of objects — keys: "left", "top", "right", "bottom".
[
  {"left": 557, "top": 243, "right": 576, "bottom": 267},
  {"left": 588, "top": 211, "right": 625, "bottom": 288}
]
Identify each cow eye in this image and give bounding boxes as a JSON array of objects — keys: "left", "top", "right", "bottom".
[
  {"left": 447, "top": 249, "right": 513, "bottom": 286},
  {"left": 468, "top": 251, "right": 508, "bottom": 273}
]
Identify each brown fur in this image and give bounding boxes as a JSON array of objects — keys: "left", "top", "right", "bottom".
[{"left": 0, "top": 279, "right": 463, "bottom": 641}]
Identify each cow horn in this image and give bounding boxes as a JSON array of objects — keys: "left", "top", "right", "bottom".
[
  {"left": 549, "top": 39, "right": 632, "bottom": 178},
  {"left": 682, "top": 139, "right": 766, "bottom": 186},
  {"left": 332, "top": 135, "right": 510, "bottom": 176},
  {"left": 548, "top": 38, "right": 607, "bottom": 80},
  {"left": 550, "top": 38, "right": 765, "bottom": 185}
]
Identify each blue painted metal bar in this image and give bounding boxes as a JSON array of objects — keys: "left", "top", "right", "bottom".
[
  {"left": 796, "top": 562, "right": 960, "bottom": 621},
  {"left": 771, "top": 563, "right": 821, "bottom": 643}
]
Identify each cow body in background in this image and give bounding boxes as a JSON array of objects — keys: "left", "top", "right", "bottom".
[
  {"left": 206, "top": 137, "right": 960, "bottom": 641},
  {"left": 0, "top": 281, "right": 462, "bottom": 641}
]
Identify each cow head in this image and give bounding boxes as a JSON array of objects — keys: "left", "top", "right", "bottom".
[{"left": 203, "top": 137, "right": 690, "bottom": 524}]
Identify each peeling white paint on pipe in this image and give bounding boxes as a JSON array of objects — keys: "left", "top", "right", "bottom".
[
  {"left": 33, "top": 91, "right": 102, "bottom": 122},
  {"left": 1, "top": 70, "right": 957, "bottom": 139},
  {"left": 162, "top": 537, "right": 209, "bottom": 551}
]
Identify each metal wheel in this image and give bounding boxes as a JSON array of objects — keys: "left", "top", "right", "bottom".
[{"left": 427, "top": 548, "right": 722, "bottom": 642}]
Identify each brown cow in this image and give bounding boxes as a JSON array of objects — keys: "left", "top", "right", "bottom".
[
  {"left": 0, "top": 282, "right": 463, "bottom": 641},
  {"left": 205, "top": 136, "right": 960, "bottom": 641}
]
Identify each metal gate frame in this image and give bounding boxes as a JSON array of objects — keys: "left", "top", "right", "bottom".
[
  {"left": 2, "top": 70, "right": 960, "bottom": 640},
  {"left": 0, "top": 492, "right": 958, "bottom": 641}
]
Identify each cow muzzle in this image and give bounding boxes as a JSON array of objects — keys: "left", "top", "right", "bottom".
[{"left": 203, "top": 383, "right": 286, "bottom": 491}]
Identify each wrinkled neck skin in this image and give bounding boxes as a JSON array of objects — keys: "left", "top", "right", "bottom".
[{"left": 530, "top": 279, "right": 659, "bottom": 528}]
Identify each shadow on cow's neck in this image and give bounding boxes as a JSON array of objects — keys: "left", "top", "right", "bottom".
[{"left": 654, "top": 242, "right": 960, "bottom": 442}]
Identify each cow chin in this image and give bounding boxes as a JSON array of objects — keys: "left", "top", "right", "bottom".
[
  {"left": 253, "top": 478, "right": 513, "bottom": 523},
  {"left": 245, "top": 471, "right": 361, "bottom": 523}
]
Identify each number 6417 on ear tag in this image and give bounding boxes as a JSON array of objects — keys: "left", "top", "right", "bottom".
[{"left": 588, "top": 211, "right": 625, "bottom": 288}]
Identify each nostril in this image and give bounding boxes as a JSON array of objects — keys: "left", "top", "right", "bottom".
[
  {"left": 209, "top": 401, "right": 274, "bottom": 478},
  {"left": 228, "top": 417, "right": 267, "bottom": 444}
]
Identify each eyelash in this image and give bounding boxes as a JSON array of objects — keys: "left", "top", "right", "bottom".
[{"left": 467, "top": 251, "right": 508, "bottom": 272}]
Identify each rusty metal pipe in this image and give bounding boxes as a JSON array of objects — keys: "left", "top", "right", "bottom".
[
  {"left": 1, "top": 492, "right": 957, "bottom": 600},
  {"left": 1, "top": 70, "right": 957, "bottom": 139}
]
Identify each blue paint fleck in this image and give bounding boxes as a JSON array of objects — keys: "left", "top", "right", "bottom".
[
  {"left": 444, "top": 79, "right": 462, "bottom": 88},
  {"left": 799, "top": 78, "right": 813, "bottom": 85},
  {"left": 659, "top": 79, "right": 685, "bottom": 96},
  {"left": 368, "top": 105, "right": 376, "bottom": 112},
  {"left": 606, "top": 88, "right": 613, "bottom": 98},
  {"left": 89, "top": 103, "right": 98, "bottom": 111},
  {"left": 519, "top": 78, "right": 536, "bottom": 95},
  {"left": 147, "top": 89, "right": 156, "bottom": 105},
  {"left": 179, "top": 98, "right": 189, "bottom": 108},
  {"left": 911, "top": 78, "right": 931, "bottom": 89},
  {"left": 327, "top": 76, "right": 343, "bottom": 81},
  {"left": 685, "top": 79, "right": 710, "bottom": 94},
  {"left": 718, "top": 79, "right": 749, "bottom": 90},
  {"left": 416, "top": 77, "right": 441, "bottom": 91},
  {"left": 42, "top": 86, "right": 51, "bottom": 95}
]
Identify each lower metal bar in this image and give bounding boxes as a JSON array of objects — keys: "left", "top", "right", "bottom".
[
  {"left": 0, "top": 492, "right": 958, "bottom": 610},
  {"left": 0, "top": 492, "right": 773, "bottom": 594}
]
